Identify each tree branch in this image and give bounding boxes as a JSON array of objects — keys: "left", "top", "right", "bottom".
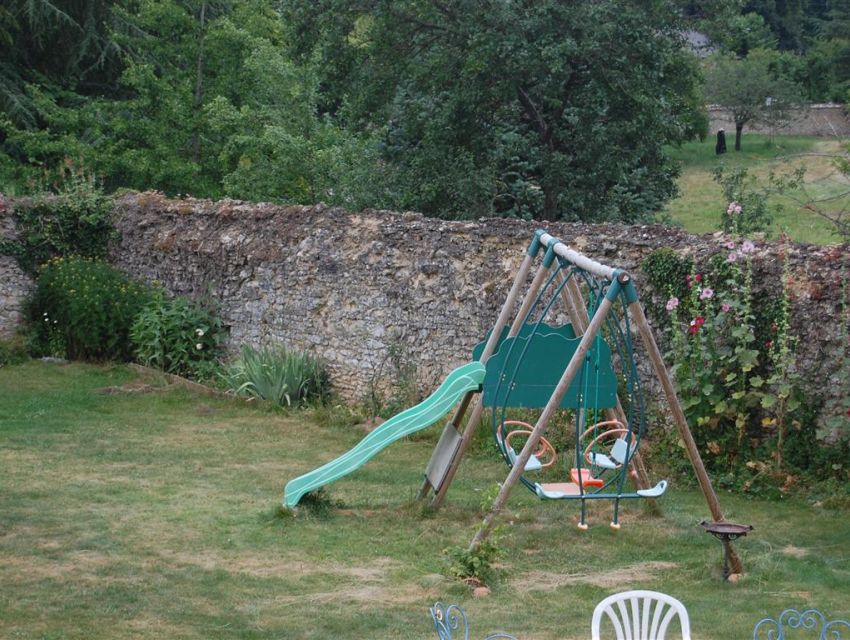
[{"left": 516, "top": 86, "right": 550, "bottom": 145}]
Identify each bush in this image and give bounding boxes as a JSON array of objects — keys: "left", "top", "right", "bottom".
[
  {"left": 0, "top": 336, "right": 29, "bottom": 366},
  {"left": 223, "top": 344, "right": 329, "bottom": 407},
  {"left": 27, "top": 257, "right": 152, "bottom": 361},
  {"left": 445, "top": 529, "right": 504, "bottom": 587},
  {"left": 670, "top": 245, "right": 797, "bottom": 464},
  {"left": 712, "top": 165, "right": 802, "bottom": 237},
  {"left": 0, "top": 166, "right": 114, "bottom": 275},
  {"left": 130, "top": 293, "right": 223, "bottom": 379},
  {"left": 649, "top": 242, "right": 850, "bottom": 496}
]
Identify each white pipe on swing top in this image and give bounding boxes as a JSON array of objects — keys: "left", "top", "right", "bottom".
[{"left": 537, "top": 232, "right": 617, "bottom": 280}]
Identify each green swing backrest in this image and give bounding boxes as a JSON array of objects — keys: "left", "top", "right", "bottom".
[
  {"left": 471, "top": 322, "right": 577, "bottom": 362},
  {"left": 481, "top": 326, "right": 618, "bottom": 410}
]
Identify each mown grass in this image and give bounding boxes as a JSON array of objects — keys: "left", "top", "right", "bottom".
[
  {"left": 666, "top": 134, "right": 850, "bottom": 244},
  {"left": 1, "top": 362, "right": 849, "bottom": 639}
]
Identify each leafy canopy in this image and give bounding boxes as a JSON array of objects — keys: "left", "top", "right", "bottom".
[{"left": 284, "top": 0, "right": 704, "bottom": 222}]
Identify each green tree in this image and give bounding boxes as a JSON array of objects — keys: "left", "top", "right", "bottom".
[
  {"left": 285, "top": 0, "right": 703, "bottom": 222},
  {"left": 713, "top": 12, "right": 778, "bottom": 55},
  {"left": 0, "top": 0, "right": 123, "bottom": 128},
  {"left": 703, "top": 50, "right": 802, "bottom": 150}
]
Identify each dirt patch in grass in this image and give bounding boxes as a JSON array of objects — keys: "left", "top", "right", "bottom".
[
  {"left": 124, "top": 617, "right": 196, "bottom": 638},
  {"left": 97, "top": 381, "right": 166, "bottom": 395},
  {"left": 781, "top": 545, "right": 809, "bottom": 558},
  {"left": 146, "top": 417, "right": 299, "bottom": 451},
  {"left": 0, "top": 550, "right": 114, "bottom": 581},
  {"left": 153, "top": 550, "right": 402, "bottom": 581},
  {"left": 268, "top": 581, "right": 427, "bottom": 607},
  {"left": 510, "top": 560, "right": 678, "bottom": 592}
]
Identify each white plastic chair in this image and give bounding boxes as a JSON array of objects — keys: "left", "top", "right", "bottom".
[{"left": 591, "top": 590, "right": 691, "bottom": 640}]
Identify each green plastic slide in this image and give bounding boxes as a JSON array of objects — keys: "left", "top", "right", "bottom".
[{"left": 283, "top": 361, "right": 486, "bottom": 508}]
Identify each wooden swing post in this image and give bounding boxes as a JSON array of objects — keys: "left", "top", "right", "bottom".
[
  {"left": 420, "top": 234, "right": 558, "bottom": 508},
  {"left": 469, "top": 281, "right": 619, "bottom": 550}
]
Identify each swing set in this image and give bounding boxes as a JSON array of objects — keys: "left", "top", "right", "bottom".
[{"left": 415, "top": 230, "right": 741, "bottom": 568}]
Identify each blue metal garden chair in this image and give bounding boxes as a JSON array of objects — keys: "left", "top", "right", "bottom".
[{"left": 430, "top": 602, "right": 518, "bottom": 640}]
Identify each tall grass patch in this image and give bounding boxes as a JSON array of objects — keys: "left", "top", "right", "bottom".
[{"left": 223, "top": 343, "right": 329, "bottom": 406}]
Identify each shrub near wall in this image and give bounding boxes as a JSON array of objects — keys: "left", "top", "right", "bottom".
[
  {"left": 131, "top": 292, "right": 223, "bottom": 379},
  {"left": 0, "top": 170, "right": 114, "bottom": 276},
  {"left": 28, "top": 257, "right": 152, "bottom": 360}
]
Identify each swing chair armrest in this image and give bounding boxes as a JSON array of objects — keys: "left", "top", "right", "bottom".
[
  {"left": 636, "top": 479, "right": 668, "bottom": 498},
  {"left": 508, "top": 448, "right": 543, "bottom": 472},
  {"left": 589, "top": 452, "right": 618, "bottom": 470}
]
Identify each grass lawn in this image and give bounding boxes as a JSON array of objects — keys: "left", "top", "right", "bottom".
[
  {"left": 2, "top": 362, "right": 849, "bottom": 639},
  {"left": 666, "top": 135, "right": 850, "bottom": 245}
]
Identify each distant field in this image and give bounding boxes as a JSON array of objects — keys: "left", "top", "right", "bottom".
[{"left": 665, "top": 135, "right": 849, "bottom": 245}]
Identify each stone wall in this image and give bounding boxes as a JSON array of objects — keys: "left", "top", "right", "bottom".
[
  {"left": 0, "top": 201, "right": 34, "bottom": 339},
  {"left": 2, "top": 191, "right": 847, "bottom": 423},
  {"left": 108, "top": 193, "right": 850, "bottom": 423},
  {"left": 708, "top": 103, "right": 850, "bottom": 137}
]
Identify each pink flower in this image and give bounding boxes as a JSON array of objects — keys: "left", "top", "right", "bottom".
[
  {"left": 666, "top": 297, "right": 680, "bottom": 312},
  {"left": 721, "top": 303, "right": 731, "bottom": 312},
  {"left": 699, "top": 288, "right": 714, "bottom": 300},
  {"left": 735, "top": 204, "right": 743, "bottom": 214},
  {"left": 728, "top": 252, "right": 738, "bottom": 263},
  {"left": 726, "top": 202, "right": 743, "bottom": 215},
  {"left": 741, "top": 240, "right": 755, "bottom": 254},
  {"left": 725, "top": 241, "right": 736, "bottom": 250}
]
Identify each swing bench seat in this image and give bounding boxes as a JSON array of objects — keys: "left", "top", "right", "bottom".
[
  {"left": 637, "top": 479, "right": 669, "bottom": 498},
  {"left": 534, "top": 482, "right": 582, "bottom": 498},
  {"left": 533, "top": 479, "right": 669, "bottom": 500}
]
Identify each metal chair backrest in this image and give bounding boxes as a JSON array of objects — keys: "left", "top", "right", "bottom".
[
  {"left": 592, "top": 590, "right": 691, "bottom": 640},
  {"left": 752, "top": 608, "right": 850, "bottom": 640}
]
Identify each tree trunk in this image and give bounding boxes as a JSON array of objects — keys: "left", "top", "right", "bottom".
[
  {"left": 191, "top": 2, "right": 207, "bottom": 165},
  {"left": 735, "top": 122, "right": 743, "bottom": 151},
  {"left": 543, "top": 187, "right": 557, "bottom": 219}
]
